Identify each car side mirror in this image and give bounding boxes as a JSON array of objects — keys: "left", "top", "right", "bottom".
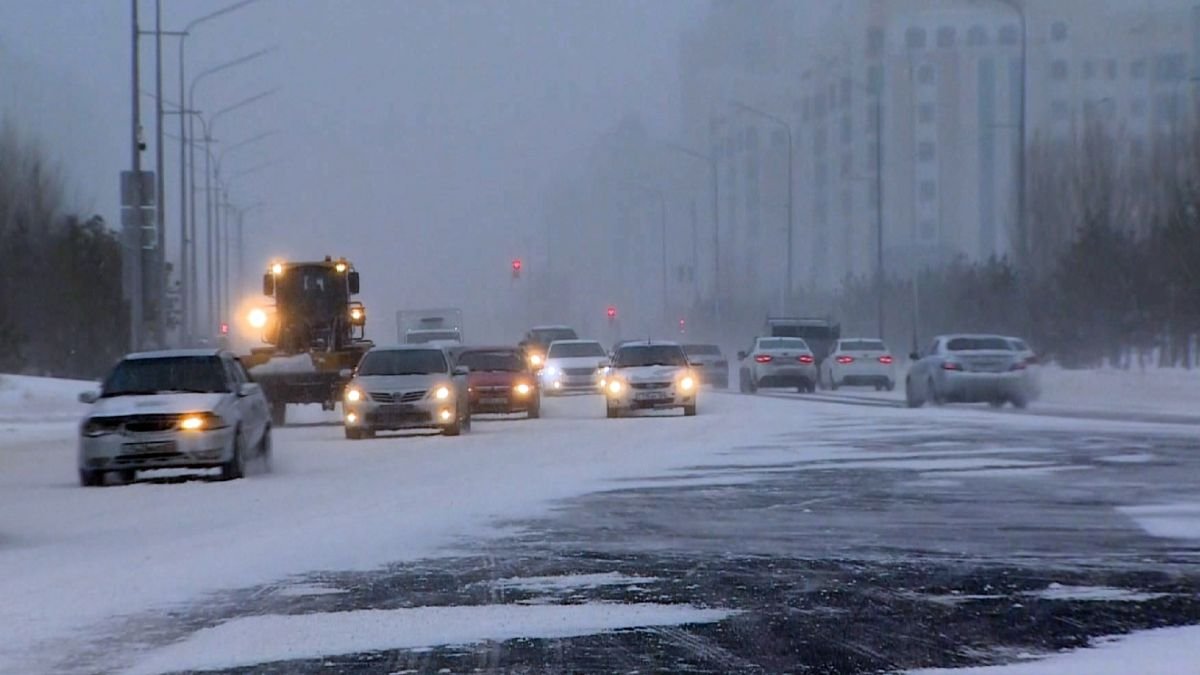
[
  {"left": 909, "top": 352, "right": 920, "bottom": 361},
  {"left": 737, "top": 351, "right": 747, "bottom": 360},
  {"left": 78, "top": 390, "right": 99, "bottom": 404},
  {"left": 348, "top": 271, "right": 361, "bottom": 294},
  {"left": 262, "top": 273, "right": 274, "bottom": 296},
  {"left": 453, "top": 366, "right": 469, "bottom": 376},
  {"left": 339, "top": 368, "right": 353, "bottom": 379},
  {"left": 238, "top": 382, "right": 260, "bottom": 398}
]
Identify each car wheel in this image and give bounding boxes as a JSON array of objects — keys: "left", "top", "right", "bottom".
[
  {"left": 830, "top": 378, "right": 839, "bottom": 391},
  {"left": 747, "top": 377, "right": 758, "bottom": 393},
  {"left": 79, "top": 469, "right": 104, "bottom": 487},
  {"left": 606, "top": 405, "right": 620, "bottom": 419},
  {"left": 117, "top": 469, "right": 136, "bottom": 483},
  {"left": 220, "top": 428, "right": 246, "bottom": 480},
  {"left": 442, "top": 415, "right": 462, "bottom": 436},
  {"left": 928, "top": 378, "right": 945, "bottom": 406},
  {"left": 885, "top": 380, "right": 895, "bottom": 392},
  {"left": 905, "top": 378, "right": 924, "bottom": 408},
  {"left": 259, "top": 426, "right": 273, "bottom": 472},
  {"left": 1010, "top": 393, "right": 1028, "bottom": 410},
  {"left": 683, "top": 404, "right": 697, "bottom": 417},
  {"left": 463, "top": 411, "right": 472, "bottom": 433}
]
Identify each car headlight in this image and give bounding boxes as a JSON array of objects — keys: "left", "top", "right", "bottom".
[
  {"left": 178, "top": 413, "right": 214, "bottom": 431},
  {"left": 82, "top": 418, "right": 119, "bottom": 437},
  {"left": 679, "top": 375, "right": 696, "bottom": 391},
  {"left": 435, "top": 386, "right": 451, "bottom": 400},
  {"left": 515, "top": 383, "right": 532, "bottom": 396},
  {"left": 345, "top": 388, "right": 363, "bottom": 403},
  {"left": 529, "top": 353, "right": 544, "bottom": 367},
  {"left": 543, "top": 366, "right": 560, "bottom": 378},
  {"left": 607, "top": 379, "right": 623, "bottom": 395}
]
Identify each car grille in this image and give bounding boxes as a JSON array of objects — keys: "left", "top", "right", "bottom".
[
  {"left": 564, "top": 367, "right": 596, "bottom": 376},
  {"left": 122, "top": 415, "right": 180, "bottom": 433},
  {"left": 630, "top": 382, "right": 670, "bottom": 390},
  {"left": 370, "top": 390, "right": 426, "bottom": 404},
  {"left": 476, "top": 385, "right": 511, "bottom": 394}
]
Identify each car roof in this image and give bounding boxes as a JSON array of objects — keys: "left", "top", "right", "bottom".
[
  {"left": 937, "top": 333, "right": 1010, "bottom": 341},
  {"left": 615, "top": 340, "right": 682, "bottom": 348},
  {"left": 530, "top": 324, "right": 574, "bottom": 331},
  {"left": 682, "top": 343, "right": 719, "bottom": 348},
  {"left": 456, "top": 345, "right": 522, "bottom": 352},
  {"left": 125, "top": 348, "right": 222, "bottom": 360},
  {"left": 368, "top": 344, "right": 449, "bottom": 352},
  {"left": 548, "top": 339, "right": 601, "bottom": 345}
]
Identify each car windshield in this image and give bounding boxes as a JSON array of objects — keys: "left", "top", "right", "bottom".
[
  {"left": 759, "top": 338, "right": 809, "bottom": 351},
  {"left": 457, "top": 350, "right": 524, "bottom": 372},
  {"left": 530, "top": 328, "right": 578, "bottom": 344},
  {"left": 947, "top": 337, "right": 1013, "bottom": 351},
  {"left": 1009, "top": 339, "right": 1031, "bottom": 351},
  {"left": 840, "top": 340, "right": 886, "bottom": 352},
  {"left": 613, "top": 345, "right": 687, "bottom": 367},
  {"left": 101, "top": 356, "right": 229, "bottom": 397},
  {"left": 683, "top": 344, "right": 721, "bottom": 356},
  {"left": 547, "top": 342, "right": 605, "bottom": 358},
  {"left": 358, "top": 350, "right": 446, "bottom": 375}
]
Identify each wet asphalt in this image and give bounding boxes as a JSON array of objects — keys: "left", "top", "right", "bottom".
[{"left": 63, "top": 398, "right": 1200, "bottom": 674}]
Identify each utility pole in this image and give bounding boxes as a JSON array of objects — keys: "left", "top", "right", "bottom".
[
  {"left": 153, "top": 0, "right": 166, "bottom": 348},
  {"left": 128, "top": 0, "right": 144, "bottom": 351},
  {"left": 874, "top": 86, "right": 886, "bottom": 340}
]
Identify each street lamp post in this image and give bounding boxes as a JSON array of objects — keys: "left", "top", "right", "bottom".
[
  {"left": 983, "top": 0, "right": 1027, "bottom": 265},
  {"left": 731, "top": 100, "right": 793, "bottom": 312},
  {"left": 662, "top": 141, "right": 720, "bottom": 324}
]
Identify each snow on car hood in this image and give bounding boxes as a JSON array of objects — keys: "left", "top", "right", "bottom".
[
  {"left": 89, "top": 393, "right": 228, "bottom": 418},
  {"left": 352, "top": 374, "right": 445, "bottom": 392},
  {"left": 612, "top": 365, "right": 685, "bottom": 383}
]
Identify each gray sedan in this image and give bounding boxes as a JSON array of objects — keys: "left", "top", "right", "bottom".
[{"left": 905, "top": 334, "right": 1030, "bottom": 409}]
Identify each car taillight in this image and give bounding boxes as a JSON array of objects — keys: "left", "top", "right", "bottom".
[
  {"left": 1010, "top": 361, "right": 1027, "bottom": 371},
  {"left": 836, "top": 356, "right": 854, "bottom": 364},
  {"left": 942, "top": 361, "right": 962, "bottom": 371},
  {"left": 755, "top": 354, "right": 773, "bottom": 363},
  {"left": 798, "top": 355, "right": 814, "bottom": 364},
  {"left": 878, "top": 355, "right": 894, "bottom": 364}
]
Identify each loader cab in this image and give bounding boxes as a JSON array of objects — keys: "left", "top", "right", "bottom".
[{"left": 260, "top": 258, "right": 364, "bottom": 352}]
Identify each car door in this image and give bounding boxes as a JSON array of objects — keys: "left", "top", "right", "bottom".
[{"left": 226, "top": 356, "right": 266, "bottom": 445}]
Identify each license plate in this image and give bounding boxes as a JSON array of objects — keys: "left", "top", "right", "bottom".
[
  {"left": 122, "top": 441, "right": 176, "bottom": 454},
  {"left": 481, "top": 397, "right": 508, "bottom": 406},
  {"left": 635, "top": 391, "right": 670, "bottom": 401}
]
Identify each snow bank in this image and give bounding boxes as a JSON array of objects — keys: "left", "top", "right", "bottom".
[
  {"left": 491, "top": 572, "right": 658, "bottom": 593},
  {"left": 1119, "top": 502, "right": 1200, "bottom": 541},
  {"left": 909, "top": 624, "right": 1200, "bottom": 674},
  {"left": 125, "top": 603, "right": 735, "bottom": 674},
  {"left": 0, "top": 373, "right": 91, "bottom": 424},
  {"left": 1036, "top": 365, "right": 1200, "bottom": 417}
]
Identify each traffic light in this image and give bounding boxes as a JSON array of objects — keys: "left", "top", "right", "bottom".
[
  {"left": 511, "top": 258, "right": 522, "bottom": 278},
  {"left": 678, "top": 317, "right": 686, "bottom": 333},
  {"left": 219, "top": 322, "right": 230, "bottom": 336},
  {"left": 606, "top": 306, "right": 617, "bottom": 321}
]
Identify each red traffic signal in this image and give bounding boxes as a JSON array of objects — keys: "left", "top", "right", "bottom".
[
  {"left": 606, "top": 306, "right": 617, "bottom": 320},
  {"left": 511, "top": 258, "right": 522, "bottom": 278},
  {"left": 678, "top": 317, "right": 686, "bottom": 333},
  {"left": 219, "top": 322, "right": 230, "bottom": 335}
]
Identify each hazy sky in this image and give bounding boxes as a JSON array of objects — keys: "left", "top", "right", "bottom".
[{"left": 0, "top": 0, "right": 699, "bottom": 341}]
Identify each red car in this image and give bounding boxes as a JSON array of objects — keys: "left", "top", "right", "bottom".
[{"left": 455, "top": 346, "right": 541, "bottom": 418}]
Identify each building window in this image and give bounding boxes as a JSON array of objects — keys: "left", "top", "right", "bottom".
[
  {"left": 868, "top": 65, "right": 883, "bottom": 93},
  {"left": 841, "top": 190, "right": 853, "bottom": 215},
  {"left": 1155, "top": 53, "right": 1187, "bottom": 82},
  {"left": 841, "top": 154, "right": 853, "bottom": 178},
  {"left": 802, "top": 97, "right": 812, "bottom": 122},
  {"left": 919, "top": 180, "right": 936, "bottom": 202},
  {"left": 1051, "top": 99, "right": 1070, "bottom": 121},
  {"left": 1105, "top": 59, "right": 1118, "bottom": 80},
  {"left": 918, "top": 103, "right": 935, "bottom": 124},
  {"left": 920, "top": 220, "right": 937, "bottom": 240},
  {"left": 815, "top": 93, "right": 826, "bottom": 117},
  {"left": 840, "top": 77, "right": 852, "bottom": 107},
  {"left": 918, "top": 141, "right": 936, "bottom": 162},
  {"left": 1050, "top": 21, "right": 1068, "bottom": 42},
  {"left": 917, "top": 64, "right": 934, "bottom": 84},
  {"left": 867, "top": 106, "right": 881, "bottom": 133},
  {"left": 1132, "top": 98, "right": 1147, "bottom": 117},
  {"left": 1082, "top": 61, "right": 1096, "bottom": 80},
  {"left": 867, "top": 27, "right": 885, "bottom": 57},
  {"left": 769, "top": 129, "right": 785, "bottom": 149},
  {"left": 840, "top": 116, "right": 852, "bottom": 144},
  {"left": 1131, "top": 59, "right": 1147, "bottom": 79},
  {"left": 937, "top": 27, "right": 955, "bottom": 48},
  {"left": 967, "top": 25, "right": 987, "bottom": 46},
  {"left": 1051, "top": 60, "right": 1068, "bottom": 80},
  {"left": 906, "top": 27, "right": 927, "bottom": 49},
  {"left": 999, "top": 25, "right": 1019, "bottom": 46}
]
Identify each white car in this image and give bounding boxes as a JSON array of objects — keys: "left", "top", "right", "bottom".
[
  {"left": 1005, "top": 336, "right": 1042, "bottom": 400},
  {"left": 342, "top": 345, "right": 471, "bottom": 438},
  {"left": 77, "top": 349, "right": 272, "bottom": 486},
  {"left": 540, "top": 339, "right": 608, "bottom": 395},
  {"left": 820, "top": 338, "right": 896, "bottom": 391},
  {"left": 905, "top": 334, "right": 1030, "bottom": 408},
  {"left": 603, "top": 341, "right": 698, "bottom": 417},
  {"left": 738, "top": 337, "right": 817, "bottom": 393}
]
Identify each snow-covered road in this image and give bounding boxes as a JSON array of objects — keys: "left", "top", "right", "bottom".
[{"left": 2, "top": 375, "right": 1199, "bottom": 673}]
